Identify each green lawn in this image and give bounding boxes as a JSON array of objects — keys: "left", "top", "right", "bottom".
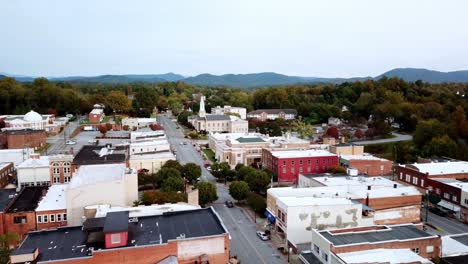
[{"left": 203, "top": 149, "right": 216, "bottom": 162}]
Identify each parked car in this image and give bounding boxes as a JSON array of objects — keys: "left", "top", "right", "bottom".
[
  {"left": 88, "top": 139, "right": 97, "bottom": 144},
  {"left": 256, "top": 231, "right": 270, "bottom": 241},
  {"left": 65, "top": 140, "right": 76, "bottom": 145},
  {"left": 429, "top": 207, "right": 448, "bottom": 217},
  {"left": 225, "top": 200, "right": 234, "bottom": 208},
  {"left": 183, "top": 142, "right": 187, "bottom": 145}
]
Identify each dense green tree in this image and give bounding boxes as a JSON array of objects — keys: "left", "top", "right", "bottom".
[
  {"left": 182, "top": 163, "right": 202, "bottom": 183},
  {"left": 161, "top": 176, "right": 184, "bottom": 192},
  {"left": 229, "top": 181, "right": 250, "bottom": 202},
  {"left": 105, "top": 91, "right": 132, "bottom": 113},
  {"left": 422, "top": 135, "right": 459, "bottom": 158},
  {"left": 210, "top": 162, "right": 230, "bottom": 180},
  {"left": 247, "top": 192, "right": 267, "bottom": 214},
  {"left": 162, "top": 160, "right": 183, "bottom": 172},
  {"left": 413, "top": 119, "right": 446, "bottom": 148},
  {"left": 155, "top": 168, "right": 181, "bottom": 188},
  {"left": 236, "top": 166, "right": 257, "bottom": 181},
  {"left": 195, "top": 182, "right": 218, "bottom": 207},
  {"left": 0, "top": 232, "right": 19, "bottom": 263},
  {"left": 245, "top": 171, "right": 271, "bottom": 193}
]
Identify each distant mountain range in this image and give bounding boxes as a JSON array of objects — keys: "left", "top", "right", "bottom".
[{"left": 1, "top": 68, "right": 468, "bottom": 87}]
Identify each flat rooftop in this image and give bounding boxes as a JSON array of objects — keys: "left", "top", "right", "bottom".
[
  {"left": 0, "top": 162, "right": 13, "bottom": 171},
  {"left": 91, "top": 203, "right": 200, "bottom": 218},
  {"left": 277, "top": 196, "right": 354, "bottom": 207},
  {"left": 442, "top": 233, "right": 468, "bottom": 257},
  {"left": 0, "top": 189, "right": 16, "bottom": 212},
  {"left": 17, "top": 156, "right": 50, "bottom": 168},
  {"left": 310, "top": 176, "right": 400, "bottom": 188},
  {"left": 73, "top": 145, "right": 127, "bottom": 165},
  {"left": 129, "top": 151, "right": 175, "bottom": 160},
  {"left": 319, "top": 224, "right": 435, "bottom": 247},
  {"left": 337, "top": 248, "right": 432, "bottom": 264},
  {"left": 68, "top": 164, "right": 128, "bottom": 189},
  {"left": 6, "top": 187, "right": 48, "bottom": 213},
  {"left": 432, "top": 178, "right": 468, "bottom": 191},
  {"left": 405, "top": 161, "right": 468, "bottom": 176},
  {"left": 35, "top": 184, "right": 67, "bottom": 212},
  {"left": 270, "top": 149, "right": 336, "bottom": 158},
  {"left": 15, "top": 208, "right": 228, "bottom": 262},
  {"left": 340, "top": 153, "right": 389, "bottom": 161},
  {"left": 1, "top": 129, "right": 45, "bottom": 135}
]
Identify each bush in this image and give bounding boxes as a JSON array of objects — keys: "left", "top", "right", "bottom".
[{"left": 141, "top": 191, "right": 187, "bottom": 205}]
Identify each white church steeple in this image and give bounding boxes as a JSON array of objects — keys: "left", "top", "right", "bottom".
[{"left": 199, "top": 95, "right": 206, "bottom": 118}]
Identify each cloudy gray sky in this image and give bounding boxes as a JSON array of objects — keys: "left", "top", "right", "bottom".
[{"left": 1, "top": 0, "right": 467, "bottom": 77}]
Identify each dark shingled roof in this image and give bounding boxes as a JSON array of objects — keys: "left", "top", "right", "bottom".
[
  {"left": 103, "top": 211, "right": 129, "bottom": 233},
  {"left": 319, "top": 225, "right": 434, "bottom": 246},
  {"left": 248, "top": 109, "right": 297, "bottom": 115},
  {"left": 73, "top": 145, "right": 128, "bottom": 165},
  {"left": 442, "top": 255, "right": 468, "bottom": 264},
  {"left": 0, "top": 189, "right": 16, "bottom": 212},
  {"left": 6, "top": 187, "right": 47, "bottom": 213},
  {"left": 195, "top": 114, "right": 231, "bottom": 121},
  {"left": 16, "top": 208, "right": 228, "bottom": 262}
]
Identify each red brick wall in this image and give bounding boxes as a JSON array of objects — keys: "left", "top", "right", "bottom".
[
  {"left": 45, "top": 235, "right": 230, "bottom": 264},
  {"left": 4, "top": 131, "right": 46, "bottom": 149},
  {"left": 263, "top": 149, "right": 338, "bottom": 182},
  {"left": 3, "top": 211, "right": 37, "bottom": 241},
  {"left": 331, "top": 236, "right": 441, "bottom": 259},
  {"left": 348, "top": 159, "right": 393, "bottom": 176},
  {"left": 36, "top": 209, "right": 67, "bottom": 230},
  {"left": 49, "top": 160, "right": 75, "bottom": 184},
  {"left": 426, "top": 178, "right": 462, "bottom": 206},
  {"left": 89, "top": 113, "right": 102, "bottom": 124}
]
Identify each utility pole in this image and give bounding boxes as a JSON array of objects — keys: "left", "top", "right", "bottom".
[{"left": 425, "top": 190, "right": 429, "bottom": 223}]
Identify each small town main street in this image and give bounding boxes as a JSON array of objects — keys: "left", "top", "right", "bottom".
[{"left": 158, "top": 115, "right": 286, "bottom": 264}]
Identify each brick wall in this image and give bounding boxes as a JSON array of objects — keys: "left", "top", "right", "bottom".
[
  {"left": 4, "top": 131, "right": 46, "bottom": 149},
  {"left": 348, "top": 159, "right": 393, "bottom": 176},
  {"left": 44, "top": 235, "right": 230, "bottom": 264},
  {"left": 331, "top": 236, "right": 441, "bottom": 259},
  {"left": 36, "top": 209, "right": 67, "bottom": 230},
  {"left": 0, "top": 162, "right": 14, "bottom": 188},
  {"left": 3, "top": 211, "right": 37, "bottom": 240}
]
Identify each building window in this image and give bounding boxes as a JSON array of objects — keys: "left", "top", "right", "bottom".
[
  {"left": 57, "top": 214, "right": 62, "bottom": 222},
  {"left": 399, "top": 172, "right": 403, "bottom": 180},
  {"left": 37, "top": 215, "right": 43, "bottom": 223},
  {"left": 412, "top": 177, "right": 418, "bottom": 185},
  {"left": 421, "top": 179, "right": 424, "bottom": 187},
  {"left": 316, "top": 160, "right": 319, "bottom": 164},
  {"left": 63, "top": 214, "right": 67, "bottom": 221},
  {"left": 53, "top": 167, "right": 60, "bottom": 175},
  {"left": 308, "top": 160, "right": 311, "bottom": 165},
  {"left": 322, "top": 252, "right": 328, "bottom": 261},
  {"left": 64, "top": 167, "right": 71, "bottom": 175},
  {"left": 299, "top": 160, "right": 303, "bottom": 165},
  {"left": 111, "top": 233, "right": 121, "bottom": 244},
  {"left": 299, "top": 167, "right": 303, "bottom": 173},
  {"left": 291, "top": 168, "right": 295, "bottom": 173},
  {"left": 426, "top": 246, "right": 434, "bottom": 253},
  {"left": 283, "top": 161, "right": 286, "bottom": 166},
  {"left": 282, "top": 168, "right": 286, "bottom": 173},
  {"left": 307, "top": 167, "right": 311, "bottom": 172},
  {"left": 14, "top": 216, "right": 27, "bottom": 224},
  {"left": 291, "top": 161, "right": 295, "bottom": 165},
  {"left": 436, "top": 188, "right": 440, "bottom": 195},
  {"left": 465, "top": 198, "right": 468, "bottom": 205},
  {"left": 50, "top": 214, "right": 55, "bottom": 222},
  {"left": 412, "top": 248, "right": 420, "bottom": 254},
  {"left": 314, "top": 244, "right": 320, "bottom": 254},
  {"left": 43, "top": 215, "right": 48, "bottom": 223},
  {"left": 444, "top": 193, "right": 450, "bottom": 199},
  {"left": 453, "top": 196, "right": 458, "bottom": 202},
  {"left": 65, "top": 176, "right": 71, "bottom": 183},
  {"left": 405, "top": 174, "right": 410, "bottom": 182}
]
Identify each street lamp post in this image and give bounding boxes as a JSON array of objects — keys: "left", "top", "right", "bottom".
[{"left": 425, "top": 190, "right": 429, "bottom": 223}]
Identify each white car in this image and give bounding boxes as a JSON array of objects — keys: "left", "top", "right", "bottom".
[
  {"left": 88, "top": 139, "right": 97, "bottom": 144},
  {"left": 65, "top": 140, "right": 76, "bottom": 145},
  {"left": 256, "top": 231, "right": 270, "bottom": 241}
]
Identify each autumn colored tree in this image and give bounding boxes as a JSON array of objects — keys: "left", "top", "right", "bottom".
[
  {"left": 98, "top": 125, "right": 108, "bottom": 137},
  {"left": 325, "top": 127, "right": 339, "bottom": 139},
  {"left": 354, "top": 128, "right": 364, "bottom": 139},
  {"left": 105, "top": 123, "right": 113, "bottom": 131},
  {"left": 149, "top": 123, "right": 162, "bottom": 131}
]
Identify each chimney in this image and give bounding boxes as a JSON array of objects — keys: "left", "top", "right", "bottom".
[
  {"left": 367, "top": 185, "right": 371, "bottom": 191},
  {"left": 393, "top": 183, "right": 397, "bottom": 189},
  {"left": 30, "top": 153, "right": 40, "bottom": 159}
]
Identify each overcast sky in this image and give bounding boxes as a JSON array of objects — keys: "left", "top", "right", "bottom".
[{"left": 1, "top": 0, "right": 468, "bottom": 77}]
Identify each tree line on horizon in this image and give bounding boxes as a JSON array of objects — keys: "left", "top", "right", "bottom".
[{"left": 0, "top": 76, "right": 467, "bottom": 161}]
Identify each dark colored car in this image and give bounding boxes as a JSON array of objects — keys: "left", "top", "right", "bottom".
[
  {"left": 225, "top": 200, "right": 234, "bottom": 208},
  {"left": 429, "top": 207, "right": 448, "bottom": 217}
]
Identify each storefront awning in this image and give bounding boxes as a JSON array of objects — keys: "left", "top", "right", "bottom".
[
  {"left": 438, "top": 200, "right": 460, "bottom": 212},
  {"left": 264, "top": 210, "right": 276, "bottom": 224}
]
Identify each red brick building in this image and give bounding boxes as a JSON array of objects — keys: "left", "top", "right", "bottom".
[
  {"left": 0, "top": 129, "right": 46, "bottom": 149},
  {"left": 49, "top": 155, "right": 75, "bottom": 184},
  {"left": 339, "top": 154, "right": 393, "bottom": 176},
  {"left": 262, "top": 149, "right": 338, "bottom": 182},
  {"left": 300, "top": 224, "right": 441, "bottom": 264},
  {"left": 0, "top": 162, "right": 14, "bottom": 188},
  {"left": 11, "top": 208, "right": 230, "bottom": 264},
  {"left": 0, "top": 189, "right": 17, "bottom": 236},
  {"left": 396, "top": 161, "right": 468, "bottom": 190},
  {"left": 88, "top": 106, "right": 104, "bottom": 124}
]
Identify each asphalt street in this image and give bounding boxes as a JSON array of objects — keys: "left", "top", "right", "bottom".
[
  {"left": 422, "top": 209, "right": 468, "bottom": 235},
  {"left": 158, "top": 115, "right": 286, "bottom": 264}
]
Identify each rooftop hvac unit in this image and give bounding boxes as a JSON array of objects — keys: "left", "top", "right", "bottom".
[{"left": 128, "top": 217, "right": 139, "bottom": 223}]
